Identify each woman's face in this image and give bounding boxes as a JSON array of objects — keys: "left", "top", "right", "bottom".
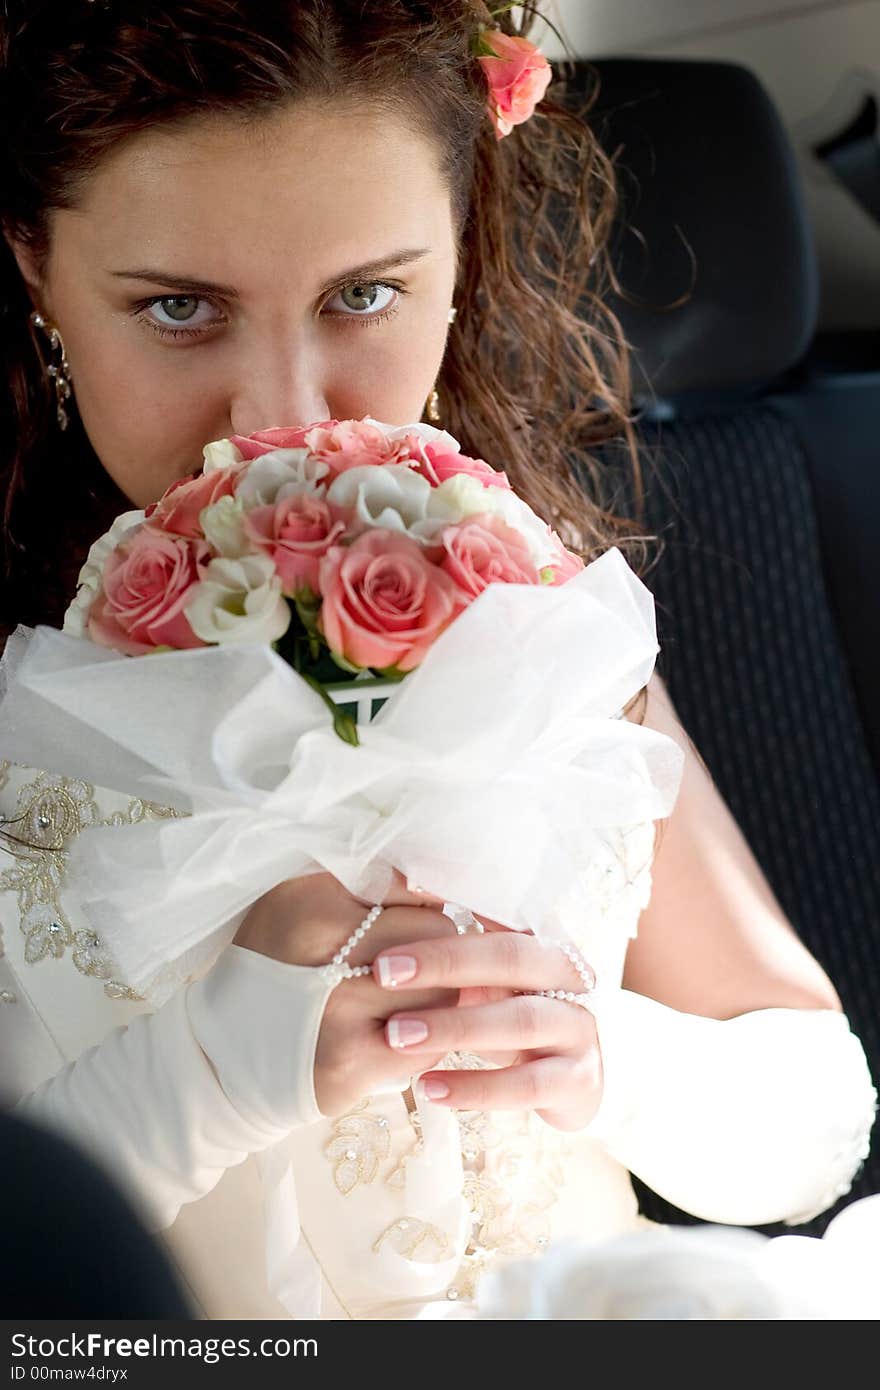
[{"left": 9, "top": 102, "right": 459, "bottom": 507}]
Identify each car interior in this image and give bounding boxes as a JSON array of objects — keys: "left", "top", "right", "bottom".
[{"left": 547, "top": 1, "right": 880, "bottom": 1233}]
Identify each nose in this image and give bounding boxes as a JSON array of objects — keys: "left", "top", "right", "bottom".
[{"left": 228, "top": 338, "right": 330, "bottom": 437}]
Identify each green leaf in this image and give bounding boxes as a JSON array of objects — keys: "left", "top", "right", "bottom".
[
  {"left": 331, "top": 709, "right": 360, "bottom": 746},
  {"left": 473, "top": 34, "right": 501, "bottom": 58},
  {"left": 300, "top": 673, "right": 360, "bottom": 748}
]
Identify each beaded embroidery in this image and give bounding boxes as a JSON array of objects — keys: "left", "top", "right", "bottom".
[
  {"left": 324, "top": 1101, "right": 392, "bottom": 1195},
  {"left": 0, "top": 768, "right": 179, "bottom": 1001},
  {"left": 320, "top": 825, "right": 656, "bottom": 1306},
  {"left": 373, "top": 1218, "right": 451, "bottom": 1263}
]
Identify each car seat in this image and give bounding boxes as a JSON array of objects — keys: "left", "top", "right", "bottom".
[{"left": 566, "top": 56, "right": 880, "bottom": 1233}]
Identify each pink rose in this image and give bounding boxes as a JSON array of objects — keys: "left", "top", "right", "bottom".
[
  {"left": 416, "top": 442, "right": 511, "bottom": 491},
  {"left": 243, "top": 493, "right": 345, "bottom": 595},
  {"left": 229, "top": 421, "right": 338, "bottom": 460},
  {"left": 88, "top": 527, "right": 210, "bottom": 655},
  {"left": 544, "top": 532, "right": 586, "bottom": 585},
  {"left": 304, "top": 419, "right": 415, "bottom": 477},
  {"left": 146, "top": 465, "right": 244, "bottom": 539},
  {"left": 477, "top": 32, "right": 552, "bottom": 139},
  {"left": 318, "top": 530, "right": 465, "bottom": 672},
  {"left": 440, "top": 514, "right": 539, "bottom": 598}
]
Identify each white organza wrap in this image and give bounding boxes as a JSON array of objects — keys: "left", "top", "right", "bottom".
[{"left": 0, "top": 546, "right": 684, "bottom": 1004}]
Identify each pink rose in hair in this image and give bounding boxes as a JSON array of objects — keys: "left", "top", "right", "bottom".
[
  {"left": 304, "top": 419, "right": 415, "bottom": 477},
  {"left": 88, "top": 529, "right": 210, "bottom": 655},
  {"left": 318, "top": 530, "right": 465, "bottom": 672},
  {"left": 416, "top": 443, "right": 511, "bottom": 491},
  {"left": 477, "top": 32, "right": 552, "bottom": 140},
  {"left": 440, "top": 514, "right": 539, "bottom": 598},
  {"left": 229, "top": 422, "right": 338, "bottom": 460},
  {"left": 146, "top": 465, "right": 244, "bottom": 539},
  {"left": 243, "top": 493, "right": 345, "bottom": 596}
]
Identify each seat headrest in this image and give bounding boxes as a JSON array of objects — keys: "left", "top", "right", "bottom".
[{"left": 573, "top": 58, "right": 819, "bottom": 402}]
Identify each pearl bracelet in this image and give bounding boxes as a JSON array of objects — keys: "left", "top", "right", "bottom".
[
  {"left": 320, "top": 900, "right": 487, "bottom": 988},
  {"left": 320, "top": 903, "right": 382, "bottom": 986},
  {"left": 526, "top": 941, "right": 598, "bottom": 1011}
]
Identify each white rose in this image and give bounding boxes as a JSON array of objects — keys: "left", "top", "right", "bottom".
[
  {"left": 235, "top": 448, "right": 329, "bottom": 510},
  {"left": 62, "top": 508, "right": 145, "bottom": 637},
  {"left": 362, "top": 416, "right": 462, "bottom": 459},
  {"left": 199, "top": 496, "right": 251, "bottom": 559},
  {"left": 326, "top": 464, "right": 441, "bottom": 540},
  {"left": 202, "top": 437, "right": 244, "bottom": 473},
  {"left": 185, "top": 554, "right": 290, "bottom": 645},
  {"left": 426, "top": 475, "right": 557, "bottom": 567}
]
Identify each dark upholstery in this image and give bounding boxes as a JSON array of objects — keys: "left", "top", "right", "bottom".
[
  {"left": 635, "top": 406, "right": 880, "bottom": 1233},
  {"left": 565, "top": 58, "right": 880, "bottom": 1234},
  {"left": 771, "top": 372, "right": 880, "bottom": 774},
  {"left": 587, "top": 58, "right": 819, "bottom": 397}
]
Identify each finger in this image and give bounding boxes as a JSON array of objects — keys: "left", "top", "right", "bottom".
[
  {"left": 381, "top": 867, "right": 445, "bottom": 909},
  {"left": 317, "top": 1037, "right": 452, "bottom": 1113},
  {"left": 372, "top": 931, "right": 595, "bottom": 995},
  {"left": 336, "top": 978, "right": 461, "bottom": 1021},
  {"left": 383, "top": 995, "right": 594, "bottom": 1061},
  {"left": 339, "top": 905, "right": 465, "bottom": 969},
  {"left": 417, "top": 1051, "right": 603, "bottom": 1128}
]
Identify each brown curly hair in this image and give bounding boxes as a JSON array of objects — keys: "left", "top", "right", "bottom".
[{"left": 0, "top": 0, "right": 649, "bottom": 663}]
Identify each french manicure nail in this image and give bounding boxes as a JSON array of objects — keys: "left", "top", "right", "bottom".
[
  {"left": 377, "top": 954, "right": 418, "bottom": 988},
  {"left": 387, "top": 1018, "right": 429, "bottom": 1048},
  {"left": 422, "top": 1078, "right": 450, "bottom": 1101}
]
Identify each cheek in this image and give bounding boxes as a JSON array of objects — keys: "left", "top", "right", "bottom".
[
  {"left": 328, "top": 316, "right": 448, "bottom": 424},
  {"left": 70, "top": 324, "right": 230, "bottom": 507}
]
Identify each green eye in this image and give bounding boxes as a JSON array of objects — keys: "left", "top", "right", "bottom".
[
  {"left": 159, "top": 295, "right": 201, "bottom": 321},
  {"left": 340, "top": 283, "right": 380, "bottom": 311}
]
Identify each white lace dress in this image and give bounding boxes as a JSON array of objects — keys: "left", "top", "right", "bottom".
[{"left": 0, "top": 757, "right": 658, "bottom": 1320}]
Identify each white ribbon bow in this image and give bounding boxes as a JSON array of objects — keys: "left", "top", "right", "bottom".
[{"left": 0, "top": 547, "right": 683, "bottom": 1003}]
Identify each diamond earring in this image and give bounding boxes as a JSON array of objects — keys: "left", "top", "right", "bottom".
[{"left": 30, "top": 310, "right": 74, "bottom": 431}]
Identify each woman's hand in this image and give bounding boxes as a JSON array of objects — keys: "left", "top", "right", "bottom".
[
  {"left": 372, "top": 931, "right": 603, "bottom": 1132},
  {"left": 233, "top": 871, "right": 602, "bottom": 1129},
  {"left": 233, "top": 871, "right": 463, "bottom": 1114}
]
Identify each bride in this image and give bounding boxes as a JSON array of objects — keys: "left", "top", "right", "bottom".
[{"left": 0, "top": 1, "right": 874, "bottom": 1320}]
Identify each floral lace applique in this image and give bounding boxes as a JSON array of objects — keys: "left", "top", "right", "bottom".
[
  {"left": 372, "top": 1218, "right": 451, "bottom": 1264},
  {"left": 330, "top": 826, "right": 654, "bottom": 1303},
  {"left": 0, "top": 768, "right": 179, "bottom": 1001},
  {"left": 323, "top": 1100, "right": 392, "bottom": 1196},
  {"left": 439, "top": 1121, "right": 572, "bottom": 1304}
]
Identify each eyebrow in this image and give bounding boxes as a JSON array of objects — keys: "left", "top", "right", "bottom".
[{"left": 108, "top": 248, "right": 432, "bottom": 298}]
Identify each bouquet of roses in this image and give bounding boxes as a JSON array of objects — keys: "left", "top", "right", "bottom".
[
  {"left": 62, "top": 418, "right": 584, "bottom": 744},
  {"left": 0, "top": 418, "right": 683, "bottom": 1004}
]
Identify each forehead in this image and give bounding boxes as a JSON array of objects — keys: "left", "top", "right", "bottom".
[{"left": 53, "top": 101, "right": 453, "bottom": 281}]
